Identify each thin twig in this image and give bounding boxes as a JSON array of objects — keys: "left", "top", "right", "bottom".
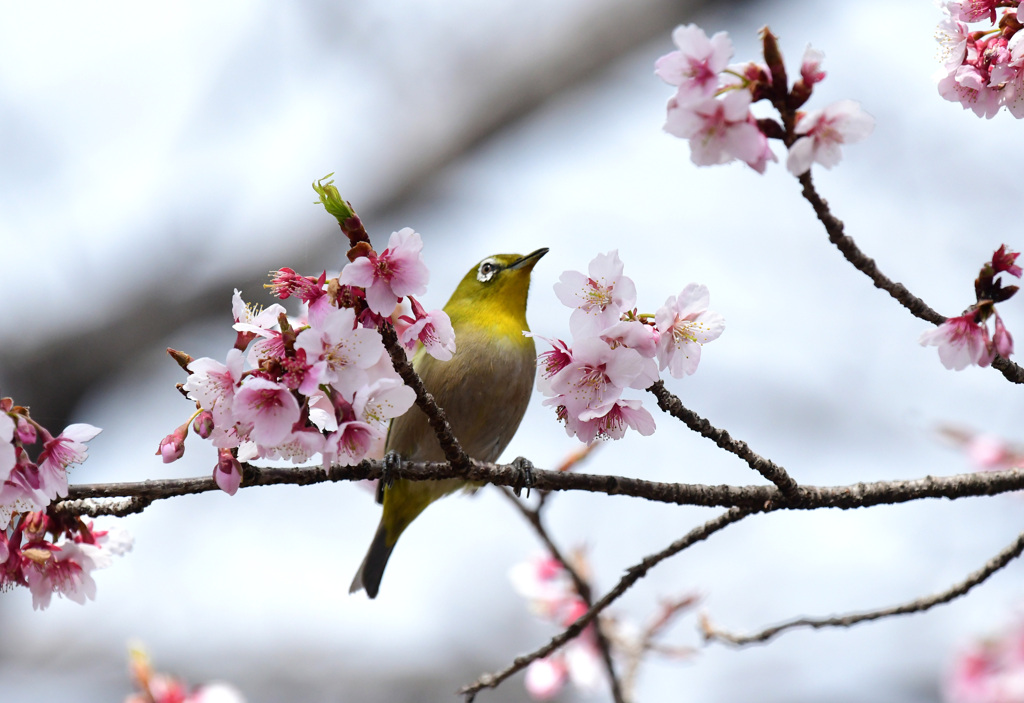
[
  {"left": 499, "top": 489, "right": 625, "bottom": 703},
  {"left": 459, "top": 507, "right": 753, "bottom": 699},
  {"left": 797, "top": 171, "right": 1024, "bottom": 384},
  {"left": 704, "top": 527, "right": 1024, "bottom": 646},
  {"left": 648, "top": 381, "right": 800, "bottom": 500},
  {"left": 378, "top": 324, "right": 472, "bottom": 471},
  {"left": 61, "top": 462, "right": 1024, "bottom": 516}
]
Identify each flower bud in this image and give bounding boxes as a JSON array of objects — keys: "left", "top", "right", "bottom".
[
  {"left": 192, "top": 411, "right": 215, "bottom": 439},
  {"left": 156, "top": 423, "right": 188, "bottom": 463}
]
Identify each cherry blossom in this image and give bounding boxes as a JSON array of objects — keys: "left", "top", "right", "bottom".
[
  {"left": 665, "top": 90, "right": 767, "bottom": 170},
  {"left": 654, "top": 24, "right": 733, "bottom": 104},
  {"left": 919, "top": 313, "right": 995, "bottom": 370},
  {"left": 553, "top": 251, "right": 637, "bottom": 337},
  {"left": 35, "top": 424, "right": 102, "bottom": 501},
  {"left": 397, "top": 297, "right": 456, "bottom": 361},
  {"left": 548, "top": 338, "right": 656, "bottom": 423},
  {"left": 571, "top": 398, "right": 657, "bottom": 444},
  {"left": 655, "top": 284, "right": 725, "bottom": 378},
  {"left": 183, "top": 349, "right": 245, "bottom": 427},
  {"left": 231, "top": 377, "right": 302, "bottom": 447},
  {"left": 338, "top": 227, "right": 430, "bottom": 315},
  {"left": 945, "top": 621, "right": 1024, "bottom": 703},
  {"left": 293, "top": 306, "right": 386, "bottom": 397},
  {"left": 786, "top": 99, "right": 875, "bottom": 175},
  {"left": 599, "top": 320, "right": 659, "bottom": 358},
  {"left": 799, "top": 45, "right": 826, "bottom": 86}
]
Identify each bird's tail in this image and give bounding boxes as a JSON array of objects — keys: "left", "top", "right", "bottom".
[{"left": 349, "top": 520, "right": 395, "bottom": 599}]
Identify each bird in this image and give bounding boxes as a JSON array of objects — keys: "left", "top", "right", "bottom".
[{"left": 350, "top": 248, "right": 548, "bottom": 599}]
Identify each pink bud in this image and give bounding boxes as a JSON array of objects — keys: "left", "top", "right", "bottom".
[
  {"left": 192, "top": 410, "right": 215, "bottom": 439},
  {"left": 214, "top": 449, "right": 242, "bottom": 496},
  {"left": 15, "top": 418, "right": 37, "bottom": 445},
  {"left": 156, "top": 423, "right": 188, "bottom": 463}
]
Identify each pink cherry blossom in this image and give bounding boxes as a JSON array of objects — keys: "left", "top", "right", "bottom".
[
  {"left": 338, "top": 227, "right": 430, "bottom": 315},
  {"left": 398, "top": 297, "right": 456, "bottom": 361},
  {"left": 936, "top": 11, "right": 969, "bottom": 69},
  {"left": 183, "top": 349, "right": 245, "bottom": 427},
  {"left": 600, "top": 320, "right": 659, "bottom": 358},
  {"left": 665, "top": 90, "right": 768, "bottom": 170},
  {"left": 553, "top": 251, "right": 637, "bottom": 337},
  {"left": 548, "top": 338, "right": 656, "bottom": 421},
  {"left": 231, "top": 377, "right": 301, "bottom": 447},
  {"left": 655, "top": 284, "right": 725, "bottom": 378},
  {"left": 256, "top": 428, "right": 326, "bottom": 464},
  {"left": 322, "top": 421, "right": 380, "bottom": 468},
  {"left": 919, "top": 313, "right": 996, "bottom": 370},
  {"left": 530, "top": 334, "right": 574, "bottom": 396},
  {"left": 353, "top": 377, "right": 417, "bottom": 430},
  {"left": 654, "top": 24, "right": 733, "bottom": 104},
  {"left": 572, "top": 398, "right": 656, "bottom": 443},
  {"left": 231, "top": 289, "right": 286, "bottom": 337},
  {"left": 944, "top": 622, "right": 1024, "bottom": 703},
  {"left": 525, "top": 657, "right": 568, "bottom": 700},
  {"left": 294, "top": 306, "right": 385, "bottom": 397},
  {"left": 36, "top": 424, "right": 102, "bottom": 501},
  {"left": 786, "top": 99, "right": 875, "bottom": 176},
  {"left": 800, "top": 45, "right": 826, "bottom": 86}
]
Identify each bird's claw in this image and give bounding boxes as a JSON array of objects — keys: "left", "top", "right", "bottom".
[
  {"left": 511, "top": 456, "right": 535, "bottom": 498},
  {"left": 377, "top": 451, "right": 402, "bottom": 504}
]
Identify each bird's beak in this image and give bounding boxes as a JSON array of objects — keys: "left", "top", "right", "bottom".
[{"left": 507, "top": 248, "right": 548, "bottom": 271}]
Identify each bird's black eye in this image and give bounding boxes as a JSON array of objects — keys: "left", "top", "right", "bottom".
[{"left": 477, "top": 260, "right": 499, "bottom": 283}]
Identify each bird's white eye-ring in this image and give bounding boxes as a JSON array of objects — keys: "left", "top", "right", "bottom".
[{"left": 477, "top": 259, "right": 500, "bottom": 283}]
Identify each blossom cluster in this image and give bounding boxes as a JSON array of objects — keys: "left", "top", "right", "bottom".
[
  {"left": 534, "top": 251, "right": 724, "bottom": 443},
  {"left": 936, "top": 1, "right": 1024, "bottom": 118},
  {"left": 920, "top": 245, "right": 1019, "bottom": 370},
  {"left": 944, "top": 619, "right": 1024, "bottom": 703},
  {"left": 0, "top": 397, "right": 130, "bottom": 609},
  {"left": 166, "top": 227, "right": 455, "bottom": 492},
  {"left": 126, "top": 644, "right": 246, "bottom": 703},
  {"left": 655, "top": 24, "right": 874, "bottom": 175},
  {"left": 1, "top": 509, "right": 131, "bottom": 610},
  {"left": 509, "top": 553, "right": 605, "bottom": 700}
]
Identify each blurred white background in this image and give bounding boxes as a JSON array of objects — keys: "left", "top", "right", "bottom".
[{"left": 2, "top": 0, "right": 1024, "bottom": 701}]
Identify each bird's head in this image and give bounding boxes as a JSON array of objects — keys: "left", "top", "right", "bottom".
[{"left": 444, "top": 248, "right": 548, "bottom": 330}]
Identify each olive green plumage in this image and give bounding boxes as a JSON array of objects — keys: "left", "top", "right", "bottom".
[{"left": 349, "top": 248, "right": 547, "bottom": 598}]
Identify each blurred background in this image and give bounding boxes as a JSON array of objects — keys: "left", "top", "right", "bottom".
[{"left": 3, "top": 0, "right": 1024, "bottom": 701}]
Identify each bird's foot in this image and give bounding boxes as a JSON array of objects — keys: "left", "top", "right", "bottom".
[
  {"left": 377, "top": 451, "right": 402, "bottom": 504},
  {"left": 510, "top": 456, "right": 535, "bottom": 499}
]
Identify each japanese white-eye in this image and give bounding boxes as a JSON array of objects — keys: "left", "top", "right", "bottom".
[{"left": 350, "top": 248, "right": 548, "bottom": 598}]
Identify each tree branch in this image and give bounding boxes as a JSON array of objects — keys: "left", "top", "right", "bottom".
[
  {"left": 703, "top": 526, "right": 1024, "bottom": 646},
  {"left": 797, "top": 171, "right": 1024, "bottom": 384},
  {"left": 648, "top": 381, "right": 800, "bottom": 500},
  {"left": 459, "top": 507, "right": 753, "bottom": 700},
  {"left": 61, "top": 462, "right": 1024, "bottom": 516},
  {"left": 499, "top": 489, "right": 625, "bottom": 703},
  {"left": 378, "top": 324, "right": 472, "bottom": 472}
]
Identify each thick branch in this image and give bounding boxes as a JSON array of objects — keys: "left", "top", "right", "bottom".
[
  {"left": 62, "top": 462, "right": 1024, "bottom": 516},
  {"left": 648, "top": 381, "right": 800, "bottom": 500},
  {"left": 704, "top": 526, "right": 1024, "bottom": 646},
  {"left": 459, "top": 507, "right": 752, "bottom": 700}
]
